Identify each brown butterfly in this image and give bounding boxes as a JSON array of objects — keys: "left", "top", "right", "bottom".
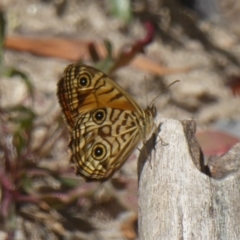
[{"left": 57, "top": 64, "right": 156, "bottom": 181}]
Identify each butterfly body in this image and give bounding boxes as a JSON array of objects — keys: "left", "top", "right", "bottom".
[{"left": 57, "top": 64, "right": 156, "bottom": 181}]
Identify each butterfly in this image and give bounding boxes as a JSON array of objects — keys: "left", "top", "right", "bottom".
[{"left": 57, "top": 64, "right": 156, "bottom": 181}]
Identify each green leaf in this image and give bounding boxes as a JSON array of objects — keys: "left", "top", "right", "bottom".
[
  {"left": 95, "top": 39, "right": 115, "bottom": 74},
  {"left": 4, "top": 67, "right": 34, "bottom": 99},
  {"left": 8, "top": 105, "right": 36, "bottom": 154},
  {"left": 108, "top": 0, "right": 132, "bottom": 24},
  {"left": 0, "top": 9, "right": 6, "bottom": 67},
  {"left": 58, "top": 177, "right": 80, "bottom": 188}
]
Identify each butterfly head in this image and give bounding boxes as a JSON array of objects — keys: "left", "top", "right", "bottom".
[{"left": 146, "top": 103, "right": 157, "bottom": 119}]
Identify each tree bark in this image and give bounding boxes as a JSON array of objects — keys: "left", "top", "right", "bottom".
[{"left": 138, "top": 118, "right": 240, "bottom": 240}]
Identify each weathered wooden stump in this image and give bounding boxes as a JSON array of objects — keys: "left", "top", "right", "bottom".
[{"left": 138, "top": 118, "right": 240, "bottom": 240}]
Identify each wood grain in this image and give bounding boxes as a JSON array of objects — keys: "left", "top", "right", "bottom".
[{"left": 138, "top": 118, "right": 240, "bottom": 239}]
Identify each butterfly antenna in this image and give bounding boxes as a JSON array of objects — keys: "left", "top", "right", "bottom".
[{"left": 149, "top": 79, "right": 180, "bottom": 106}]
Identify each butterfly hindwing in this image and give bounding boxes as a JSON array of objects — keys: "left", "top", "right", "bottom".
[{"left": 69, "top": 108, "right": 142, "bottom": 180}]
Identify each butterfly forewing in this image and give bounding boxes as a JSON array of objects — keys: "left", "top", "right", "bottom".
[{"left": 57, "top": 64, "right": 143, "bottom": 130}]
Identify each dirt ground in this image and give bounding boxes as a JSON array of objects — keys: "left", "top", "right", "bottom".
[{"left": 1, "top": 0, "right": 240, "bottom": 239}]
